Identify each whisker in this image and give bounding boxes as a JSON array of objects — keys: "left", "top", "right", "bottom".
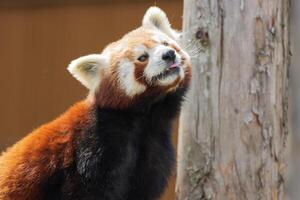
[{"left": 136, "top": 74, "right": 146, "bottom": 81}]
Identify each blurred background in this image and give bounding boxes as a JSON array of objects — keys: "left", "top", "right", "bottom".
[
  {"left": 1, "top": 0, "right": 299, "bottom": 199},
  {"left": 0, "top": 0, "right": 182, "bottom": 199}
]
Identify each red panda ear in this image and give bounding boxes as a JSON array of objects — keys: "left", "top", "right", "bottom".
[
  {"left": 142, "top": 7, "right": 181, "bottom": 40},
  {"left": 67, "top": 54, "right": 107, "bottom": 90}
]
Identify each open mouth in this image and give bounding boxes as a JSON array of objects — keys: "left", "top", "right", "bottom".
[{"left": 155, "top": 63, "right": 182, "bottom": 80}]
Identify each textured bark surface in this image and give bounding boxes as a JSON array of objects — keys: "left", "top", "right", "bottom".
[
  {"left": 176, "top": 0, "right": 290, "bottom": 199},
  {"left": 290, "top": 0, "right": 300, "bottom": 199}
]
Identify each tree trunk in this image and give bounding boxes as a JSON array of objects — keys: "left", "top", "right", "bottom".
[
  {"left": 290, "top": 0, "right": 300, "bottom": 199},
  {"left": 176, "top": 0, "right": 290, "bottom": 199}
]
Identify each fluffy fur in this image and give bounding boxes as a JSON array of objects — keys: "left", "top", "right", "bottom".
[{"left": 0, "top": 7, "right": 191, "bottom": 200}]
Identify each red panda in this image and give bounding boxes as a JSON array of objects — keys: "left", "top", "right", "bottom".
[{"left": 0, "top": 7, "right": 191, "bottom": 200}]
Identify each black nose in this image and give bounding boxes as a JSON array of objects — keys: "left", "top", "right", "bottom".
[{"left": 162, "top": 50, "right": 176, "bottom": 62}]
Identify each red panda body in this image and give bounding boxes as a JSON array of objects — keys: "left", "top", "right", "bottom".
[
  {"left": 0, "top": 7, "right": 191, "bottom": 200},
  {"left": 0, "top": 101, "right": 90, "bottom": 199}
]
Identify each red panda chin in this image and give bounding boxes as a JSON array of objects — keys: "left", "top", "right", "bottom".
[
  {"left": 0, "top": 6, "right": 192, "bottom": 200},
  {"left": 92, "top": 27, "right": 192, "bottom": 110},
  {"left": 93, "top": 63, "right": 191, "bottom": 110}
]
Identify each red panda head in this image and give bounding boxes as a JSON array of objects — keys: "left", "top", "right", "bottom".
[{"left": 68, "top": 7, "right": 191, "bottom": 109}]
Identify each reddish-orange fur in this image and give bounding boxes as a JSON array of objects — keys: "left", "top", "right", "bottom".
[
  {"left": 95, "top": 28, "right": 192, "bottom": 109},
  {"left": 0, "top": 26, "right": 192, "bottom": 200},
  {"left": 0, "top": 101, "right": 92, "bottom": 200}
]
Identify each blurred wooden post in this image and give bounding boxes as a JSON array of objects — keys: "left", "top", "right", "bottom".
[
  {"left": 290, "top": 0, "right": 300, "bottom": 199},
  {"left": 176, "top": 0, "right": 290, "bottom": 199}
]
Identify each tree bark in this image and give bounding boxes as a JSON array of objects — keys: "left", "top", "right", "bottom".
[
  {"left": 176, "top": 0, "right": 290, "bottom": 199},
  {"left": 290, "top": 0, "right": 300, "bottom": 199}
]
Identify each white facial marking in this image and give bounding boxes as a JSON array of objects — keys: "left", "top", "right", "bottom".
[
  {"left": 134, "top": 45, "right": 147, "bottom": 54},
  {"left": 151, "top": 33, "right": 173, "bottom": 45},
  {"left": 143, "top": 35, "right": 184, "bottom": 86},
  {"left": 157, "top": 67, "right": 184, "bottom": 86},
  {"left": 118, "top": 59, "right": 146, "bottom": 97},
  {"left": 144, "top": 45, "right": 168, "bottom": 80}
]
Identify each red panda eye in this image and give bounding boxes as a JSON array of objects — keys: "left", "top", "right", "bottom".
[
  {"left": 162, "top": 41, "right": 169, "bottom": 46},
  {"left": 137, "top": 53, "right": 149, "bottom": 62}
]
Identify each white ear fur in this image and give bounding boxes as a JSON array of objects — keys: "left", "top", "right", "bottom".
[
  {"left": 67, "top": 54, "right": 105, "bottom": 90},
  {"left": 142, "top": 7, "right": 180, "bottom": 40}
]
